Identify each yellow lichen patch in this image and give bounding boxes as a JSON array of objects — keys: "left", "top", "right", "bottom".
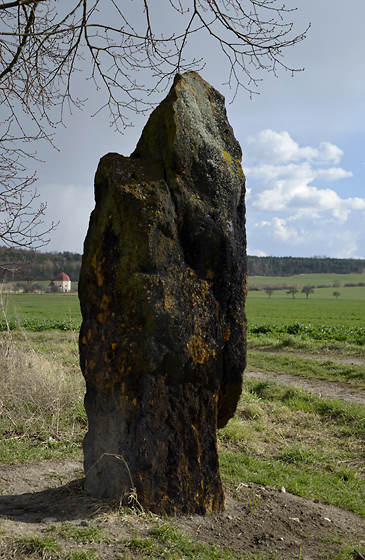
[
  {"left": 206, "top": 269, "right": 214, "bottom": 280},
  {"left": 164, "top": 293, "right": 175, "bottom": 311},
  {"left": 224, "top": 325, "right": 231, "bottom": 342},
  {"left": 96, "top": 271, "right": 104, "bottom": 287},
  {"left": 111, "top": 342, "right": 117, "bottom": 350},
  {"left": 86, "top": 359, "right": 95, "bottom": 370},
  {"left": 235, "top": 158, "right": 244, "bottom": 178},
  {"left": 222, "top": 150, "right": 244, "bottom": 179},
  {"left": 204, "top": 494, "right": 220, "bottom": 515},
  {"left": 97, "top": 312, "right": 104, "bottom": 325},
  {"left": 100, "top": 294, "right": 110, "bottom": 310},
  {"left": 91, "top": 252, "right": 104, "bottom": 286},
  {"left": 187, "top": 335, "right": 212, "bottom": 364},
  {"left": 118, "top": 382, "right": 139, "bottom": 407},
  {"left": 222, "top": 150, "right": 232, "bottom": 168},
  {"left": 81, "top": 335, "right": 87, "bottom": 345}
]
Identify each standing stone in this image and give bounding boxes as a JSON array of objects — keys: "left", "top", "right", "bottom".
[{"left": 79, "top": 71, "right": 247, "bottom": 515}]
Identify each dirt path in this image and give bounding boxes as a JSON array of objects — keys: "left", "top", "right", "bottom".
[{"left": 245, "top": 369, "right": 365, "bottom": 407}]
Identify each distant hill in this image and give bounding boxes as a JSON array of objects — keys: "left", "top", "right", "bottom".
[{"left": 1, "top": 247, "right": 364, "bottom": 281}]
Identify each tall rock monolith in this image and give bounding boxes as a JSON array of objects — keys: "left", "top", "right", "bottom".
[{"left": 79, "top": 71, "right": 247, "bottom": 515}]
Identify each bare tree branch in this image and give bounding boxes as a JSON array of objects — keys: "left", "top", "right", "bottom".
[
  {"left": 0, "top": 0, "right": 309, "bottom": 257},
  {"left": 0, "top": 0, "right": 45, "bottom": 10}
]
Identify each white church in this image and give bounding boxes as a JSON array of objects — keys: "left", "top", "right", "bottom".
[{"left": 48, "top": 271, "right": 72, "bottom": 292}]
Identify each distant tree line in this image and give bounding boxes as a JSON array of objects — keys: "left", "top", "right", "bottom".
[
  {"left": 248, "top": 256, "right": 365, "bottom": 276},
  {"left": 0, "top": 247, "right": 82, "bottom": 282},
  {"left": 1, "top": 248, "right": 364, "bottom": 282}
]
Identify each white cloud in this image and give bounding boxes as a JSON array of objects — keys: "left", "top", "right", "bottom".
[
  {"left": 244, "top": 131, "right": 359, "bottom": 222},
  {"left": 244, "top": 130, "right": 365, "bottom": 257},
  {"left": 316, "top": 167, "right": 353, "bottom": 181},
  {"left": 244, "top": 130, "right": 344, "bottom": 165},
  {"left": 315, "top": 143, "right": 344, "bottom": 165}
]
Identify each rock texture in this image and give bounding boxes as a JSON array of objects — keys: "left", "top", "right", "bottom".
[{"left": 79, "top": 71, "right": 247, "bottom": 515}]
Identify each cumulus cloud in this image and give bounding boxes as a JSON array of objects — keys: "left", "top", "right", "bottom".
[
  {"left": 244, "top": 130, "right": 344, "bottom": 165},
  {"left": 244, "top": 130, "right": 357, "bottom": 222},
  {"left": 243, "top": 130, "right": 365, "bottom": 257}
]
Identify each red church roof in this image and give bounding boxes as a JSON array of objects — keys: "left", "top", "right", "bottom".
[{"left": 54, "top": 271, "right": 70, "bottom": 282}]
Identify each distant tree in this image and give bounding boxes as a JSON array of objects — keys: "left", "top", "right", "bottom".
[
  {"left": 50, "top": 283, "right": 61, "bottom": 293},
  {"left": 12, "top": 281, "right": 24, "bottom": 293},
  {"left": 22, "top": 281, "right": 42, "bottom": 293},
  {"left": 333, "top": 291, "right": 341, "bottom": 299},
  {"left": 287, "top": 287, "right": 298, "bottom": 299},
  {"left": 301, "top": 285, "right": 315, "bottom": 299},
  {"left": 333, "top": 280, "right": 341, "bottom": 288},
  {"left": 265, "top": 288, "right": 274, "bottom": 298}
]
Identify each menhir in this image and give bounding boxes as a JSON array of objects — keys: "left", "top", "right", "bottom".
[{"left": 79, "top": 71, "right": 247, "bottom": 515}]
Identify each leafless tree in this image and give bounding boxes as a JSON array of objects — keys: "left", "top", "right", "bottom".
[{"left": 0, "top": 0, "right": 309, "bottom": 270}]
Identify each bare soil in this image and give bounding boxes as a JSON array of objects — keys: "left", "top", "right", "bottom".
[{"left": 1, "top": 363, "right": 365, "bottom": 559}]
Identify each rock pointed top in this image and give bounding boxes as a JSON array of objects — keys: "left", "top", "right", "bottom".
[{"left": 132, "top": 72, "right": 243, "bottom": 204}]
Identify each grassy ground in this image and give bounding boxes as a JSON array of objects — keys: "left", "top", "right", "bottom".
[
  {"left": 1, "top": 328, "right": 364, "bottom": 559},
  {"left": 0, "top": 330, "right": 86, "bottom": 464},
  {"left": 220, "top": 379, "right": 365, "bottom": 516},
  {"left": 0, "top": 278, "right": 365, "bottom": 559}
]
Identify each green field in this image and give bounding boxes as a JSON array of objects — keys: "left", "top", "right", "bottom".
[
  {"left": 248, "top": 272, "right": 365, "bottom": 287},
  {"left": 1, "top": 293, "right": 81, "bottom": 331},
  {"left": 246, "top": 274, "right": 365, "bottom": 346},
  {"left": 246, "top": 297, "right": 365, "bottom": 327},
  {"left": 1, "top": 282, "right": 365, "bottom": 344}
]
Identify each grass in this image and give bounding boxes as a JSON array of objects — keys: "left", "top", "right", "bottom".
[
  {"left": 64, "top": 552, "right": 100, "bottom": 560},
  {"left": 49, "top": 523, "right": 108, "bottom": 544},
  {"left": 219, "top": 380, "right": 365, "bottom": 516},
  {"left": 248, "top": 322, "right": 365, "bottom": 345},
  {"left": 124, "top": 521, "right": 243, "bottom": 559},
  {"left": 0, "top": 330, "right": 86, "bottom": 463},
  {"left": 2, "top": 284, "right": 364, "bottom": 333},
  {"left": 247, "top": 351, "right": 365, "bottom": 388},
  {"left": 4, "top": 519, "right": 280, "bottom": 560},
  {"left": 246, "top": 297, "right": 365, "bottom": 327},
  {"left": 14, "top": 535, "right": 62, "bottom": 558},
  {"left": 0, "top": 292, "right": 81, "bottom": 331}
]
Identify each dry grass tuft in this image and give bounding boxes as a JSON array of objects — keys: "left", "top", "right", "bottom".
[{"left": 0, "top": 325, "right": 86, "bottom": 441}]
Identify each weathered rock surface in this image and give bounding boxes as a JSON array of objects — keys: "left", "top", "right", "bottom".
[{"left": 79, "top": 71, "right": 247, "bottom": 515}]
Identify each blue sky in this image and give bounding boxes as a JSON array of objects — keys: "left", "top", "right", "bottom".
[{"left": 27, "top": 0, "right": 365, "bottom": 258}]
